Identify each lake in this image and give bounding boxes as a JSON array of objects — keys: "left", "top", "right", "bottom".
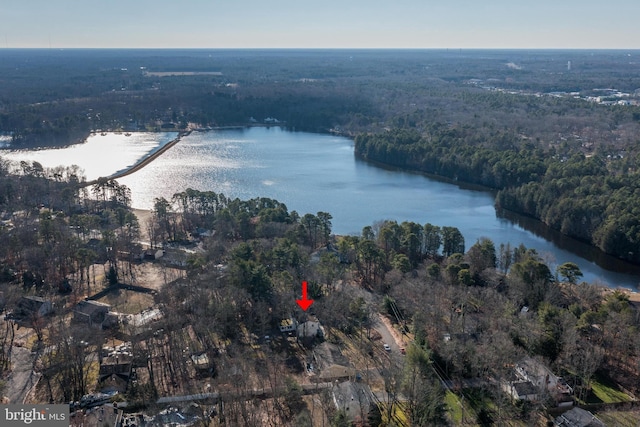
[{"left": 3, "top": 127, "right": 640, "bottom": 288}]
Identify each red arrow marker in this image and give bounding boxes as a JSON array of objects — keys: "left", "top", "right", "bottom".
[{"left": 296, "top": 281, "right": 314, "bottom": 311}]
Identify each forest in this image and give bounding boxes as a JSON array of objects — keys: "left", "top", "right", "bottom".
[
  {"left": 2, "top": 49, "right": 640, "bottom": 263},
  {"left": 354, "top": 126, "right": 640, "bottom": 263},
  {"left": 0, "top": 159, "right": 639, "bottom": 425},
  {"left": 2, "top": 49, "right": 640, "bottom": 425}
]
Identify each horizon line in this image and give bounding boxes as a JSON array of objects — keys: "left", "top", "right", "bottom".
[{"left": 1, "top": 46, "right": 640, "bottom": 51}]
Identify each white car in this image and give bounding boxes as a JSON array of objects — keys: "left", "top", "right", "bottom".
[{"left": 383, "top": 343, "right": 391, "bottom": 352}]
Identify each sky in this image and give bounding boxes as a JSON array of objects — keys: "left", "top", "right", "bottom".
[{"left": 2, "top": 0, "right": 639, "bottom": 49}]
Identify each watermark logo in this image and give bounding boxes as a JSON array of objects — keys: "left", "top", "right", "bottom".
[{"left": 2, "top": 405, "right": 68, "bottom": 426}]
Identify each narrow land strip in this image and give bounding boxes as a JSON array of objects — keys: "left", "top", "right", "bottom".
[{"left": 82, "top": 130, "right": 190, "bottom": 187}]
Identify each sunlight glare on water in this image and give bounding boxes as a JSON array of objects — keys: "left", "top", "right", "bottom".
[
  {"left": 0, "top": 132, "right": 178, "bottom": 181},
  {"left": 1, "top": 127, "right": 639, "bottom": 287}
]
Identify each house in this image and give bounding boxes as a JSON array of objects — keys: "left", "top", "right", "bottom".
[
  {"left": 11, "top": 296, "right": 53, "bottom": 321},
  {"left": 73, "top": 300, "right": 111, "bottom": 328},
  {"left": 515, "top": 357, "right": 573, "bottom": 400},
  {"left": 501, "top": 357, "right": 575, "bottom": 405},
  {"left": 554, "top": 407, "right": 605, "bottom": 427},
  {"left": 297, "top": 320, "right": 324, "bottom": 339},
  {"left": 332, "top": 381, "right": 375, "bottom": 424},
  {"left": 99, "top": 355, "right": 132, "bottom": 379},
  {"left": 99, "top": 341, "right": 133, "bottom": 393},
  {"left": 502, "top": 380, "right": 539, "bottom": 401}
]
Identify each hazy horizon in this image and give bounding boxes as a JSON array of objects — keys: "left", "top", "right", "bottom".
[
  {"left": 2, "top": 47, "right": 640, "bottom": 52},
  {"left": 3, "top": 0, "right": 639, "bottom": 50}
]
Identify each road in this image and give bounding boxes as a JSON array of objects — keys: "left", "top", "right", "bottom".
[
  {"left": 3, "top": 324, "right": 41, "bottom": 403},
  {"left": 373, "top": 313, "right": 407, "bottom": 358}
]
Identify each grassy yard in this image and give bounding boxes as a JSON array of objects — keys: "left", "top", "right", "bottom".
[
  {"left": 445, "top": 390, "right": 464, "bottom": 424},
  {"left": 98, "top": 289, "right": 154, "bottom": 314},
  {"left": 596, "top": 410, "right": 640, "bottom": 426},
  {"left": 584, "top": 372, "right": 633, "bottom": 404},
  {"left": 443, "top": 388, "right": 532, "bottom": 427}
]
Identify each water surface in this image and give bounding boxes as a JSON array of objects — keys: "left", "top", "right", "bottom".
[
  {"left": 2, "top": 127, "right": 639, "bottom": 288},
  {"left": 115, "top": 127, "right": 640, "bottom": 289},
  {"left": 1, "top": 132, "right": 177, "bottom": 180}
]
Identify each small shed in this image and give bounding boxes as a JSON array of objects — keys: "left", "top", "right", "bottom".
[
  {"left": 279, "top": 317, "right": 297, "bottom": 334},
  {"left": 143, "top": 249, "right": 164, "bottom": 261},
  {"left": 191, "top": 352, "right": 215, "bottom": 377},
  {"left": 554, "top": 407, "right": 605, "bottom": 427}
]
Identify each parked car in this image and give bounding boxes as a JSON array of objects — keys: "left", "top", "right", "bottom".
[{"left": 383, "top": 343, "right": 391, "bottom": 352}]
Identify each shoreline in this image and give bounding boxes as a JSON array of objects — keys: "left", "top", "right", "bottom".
[{"left": 80, "top": 125, "right": 295, "bottom": 188}]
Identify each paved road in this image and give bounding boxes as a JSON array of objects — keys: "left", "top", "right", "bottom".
[{"left": 373, "top": 314, "right": 405, "bottom": 357}]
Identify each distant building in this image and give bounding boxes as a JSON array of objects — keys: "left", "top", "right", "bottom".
[
  {"left": 11, "top": 296, "right": 53, "bottom": 321},
  {"left": 73, "top": 300, "right": 111, "bottom": 328}
]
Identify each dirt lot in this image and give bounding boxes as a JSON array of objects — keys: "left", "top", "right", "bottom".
[{"left": 131, "top": 262, "right": 184, "bottom": 292}]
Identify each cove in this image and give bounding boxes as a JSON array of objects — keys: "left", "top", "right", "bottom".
[
  {"left": 114, "top": 127, "right": 640, "bottom": 289},
  {"left": 3, "top": 127, "right": 639, "bottom": 288}
]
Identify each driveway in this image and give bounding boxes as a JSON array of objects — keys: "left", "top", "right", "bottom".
[{"left": 3, "top": 324, "right": 41, "bottom": 403}]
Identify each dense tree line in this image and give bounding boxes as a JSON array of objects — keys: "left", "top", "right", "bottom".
[
  {"left": 4, "top": 50, "right": 640, "bottom": 262},
  {"left": 3, "top": 50, "right": 640, "bottom": 148},
  {"left": 0, "top": 159, "right": 140, "bottom": 295},
  {"left": 356, "top": 128, "right": 640, "bottom": 263}
]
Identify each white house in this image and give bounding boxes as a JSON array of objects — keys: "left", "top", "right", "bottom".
[
  {"left": 515, "top": 357, "right": 573, "bottom": 398},
  {"left": 502, "top": 380, "right": 539, "bottom": 401}
]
